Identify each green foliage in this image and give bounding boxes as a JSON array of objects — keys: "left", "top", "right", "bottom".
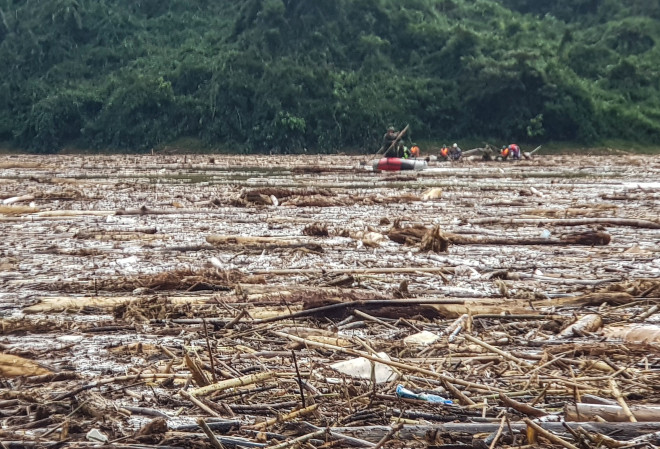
[
  {"left": 1, "top": 0, "right": 659, "bottom": 153},
  {"left": 86, "top": 74, "right": 177, "bottom": 150}
]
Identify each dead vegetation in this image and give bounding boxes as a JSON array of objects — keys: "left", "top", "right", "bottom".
[{"left": 1, "top": 153, "right": 660, "bottom": 449}]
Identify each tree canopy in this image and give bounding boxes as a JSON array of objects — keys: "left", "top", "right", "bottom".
[{"left": 0, "top": 0, "right": 658, "bottom": 153}]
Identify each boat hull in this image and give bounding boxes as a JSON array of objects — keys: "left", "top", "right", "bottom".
[{"left": 373, "top": 157, "right": 427, "bottom": 172}]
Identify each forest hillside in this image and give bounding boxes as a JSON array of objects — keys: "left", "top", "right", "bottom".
[{"left": 1, "top": 0, "right": 659, "bottom": 153}]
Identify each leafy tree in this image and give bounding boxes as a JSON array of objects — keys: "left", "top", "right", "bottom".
[{"left": 1, "top": 0, "right": 659, "bottom": 152}]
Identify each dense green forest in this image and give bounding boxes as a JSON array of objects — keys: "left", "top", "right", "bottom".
[{"left": 0, "top": 0, "right": 659, "bottom": 153}]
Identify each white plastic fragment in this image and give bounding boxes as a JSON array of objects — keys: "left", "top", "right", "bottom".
[
  {"left": 116, "top": 255, "right": 138, "bottom": 266},
  {"left": 86, "top": 429, "right": 108, "bottom": 443},
  {"left": 330, "top": 352, "right": 398, "bottom": 384},
  {"left": 403, "top": 331, "right": 440, "bottom": 346}
]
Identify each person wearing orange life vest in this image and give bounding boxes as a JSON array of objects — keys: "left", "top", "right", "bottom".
[
  {"left": 410, "top": 143, "right": 420, "bottom": 158},
  {"left": 439, "top": 144, "right": 451, "bottom": 161},
  {"left": 501, "top": 144, "right": 521, "bottom": 160}
]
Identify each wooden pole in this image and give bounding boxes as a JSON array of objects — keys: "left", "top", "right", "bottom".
[{"left": 374, "top": 124, "right": 409, "bottom": 157}]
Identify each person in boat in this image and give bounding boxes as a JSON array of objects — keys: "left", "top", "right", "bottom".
[
  {"left": 501, "top": 144, "right": 521, "bottom": 160},
  {"left": 380, "top": 126, "right": 405, "bottom": 157},
  {"left": 410, "top": 143, "right": 420, "bottom": 158},
  {"left": 439, "top": 144, "right": 451, "bottom": 161},
  {"left": 450, "top": 143, "right": 462, "bottom": 160}
]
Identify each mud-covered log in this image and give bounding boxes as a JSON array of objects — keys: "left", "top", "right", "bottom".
[{"left": 255, "top": 298, "right": 466, "bottom": 323}]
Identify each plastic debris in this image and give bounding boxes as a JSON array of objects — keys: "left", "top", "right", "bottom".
[
  {"left": 396, "top": 384, "right": 453, "bottom": 404},
  {"left": 330, "top": 352, "right": 398, "bottom": 384},
  {"left": 86, "top": 428, "right": 109, "bottom": 443},
  {"left": 403, "top": 331, "right": 440, "bottom": 346}
]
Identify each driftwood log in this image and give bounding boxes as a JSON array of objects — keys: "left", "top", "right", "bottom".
[
  {"left": 565, "top": 403, "right": 660, "bottom": 422},
  {"left": 326, "top": 422, "right": 660, "bottom": 443},
  {"left": 389, "top": 226, "right": 612, "bottom": 249},
  {"left": 467, "top": 217, "right": 660, "bottom": 229}
]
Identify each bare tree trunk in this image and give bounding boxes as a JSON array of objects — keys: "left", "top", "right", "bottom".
[{"left": 468, "top": 217, "right": 660, "bottom": 229}]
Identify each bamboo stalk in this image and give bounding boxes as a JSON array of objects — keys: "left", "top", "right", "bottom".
[
  {"left": 197, "top": 418, "right": 226, "bottom": 449},
  {"left": 248, "top": 404, "right": 320, "bottom": 431},
  {"left": 463, "top": 334, "right": 534, "bottom": 369},
  {"left": 353, "top": 309, "right": 399, "bottom": 330},
  {"left": 267, "top": 429, "right": 326, "bottom": 449},
  {"left": 442, "top": 380, "right": 476, "bottom": 406},
  {"left": 189, "top": 372, "right": 275, "bottom": 397},
  {"left": 488, "top": 416, "right": 507, "bottom": 449},
  {"left": 180, "top": 389, "right": 221, "bottom": 417},
  {"left": 609, "top": 379, "right": 637, "bottom": 423},
  {"left": 523, "top": 418, "right": 580, "bottom": 449},
  {"left": 498, "top": 393, "right": 547, "bottom": 418},
  {"left": 373, "top": 422, "right": 404, "bottom": 449}
]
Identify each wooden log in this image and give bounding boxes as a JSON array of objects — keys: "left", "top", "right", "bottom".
[
  {"left": 235, "top": 284, "right": 389, "bottom": 303},
  {"left": 325, "top": 422, "right": 660, "bottom": 443},
  {"left": 390, "top": 225, "right": 612, "bottom": 247},
  {"left": 427, "top": 292, "right": 628, "bottom": 319},
  {"left": 561, "top": 292, "right": 636, "bottom": 307},
  {"left": 2, "top": 194, "right": 35, "bottom": 205},
  {"left": 0, "top": 354, "right": 53, "bottom": 378},
  {"left": 558, "top": 314, "right": 603, "bottom": 338},
  {"left": 498, "top": 393, "right": 547, "bottom": 418},
  {"left": 253, "top": 298, "right": 466, "bottom": 324},
  {"left": 582, "top": 395, "right": 618, "bottom": 406},
  {"left": 207, "top": 235, "right": 309, "bottom": 246},
  {"left": 35, "top": 210, "right": 115, "bottom": 217},
  {"left": 207, "top": 234, "right": 324, "bottom": 252},
  {"left": 248, "top": 267, "right": 453, "bottom": 276},
  {"left": 565, "top": 403, "right": 660, "bottom": 422},
  {"left": 23, "top": 295, "right": 208, "bottom": 314},
  {"left": 467, "top": 217, "right": 660, "bottom": 229},
  {"left": 603, "top": 324, "right": 660, "bottom": 343},
  {"left": 447, "top": 231, "right": 610, "bottom": 246},
  {"left": 0, "top": 205, "right": 39, "bottom": 215}
]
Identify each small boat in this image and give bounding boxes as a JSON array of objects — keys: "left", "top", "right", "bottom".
[{"left": 372, "top": 157, "right": 427, "bottom": 172}]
